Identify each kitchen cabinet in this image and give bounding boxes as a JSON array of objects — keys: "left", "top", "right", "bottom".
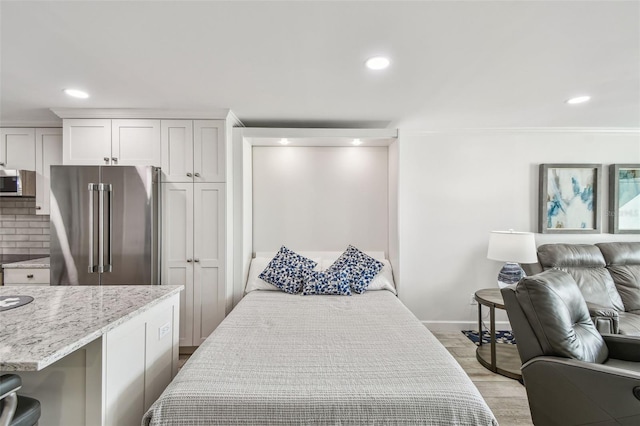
[
  {"left": 35, "top": 128, "right": 63, "bottom": 214},
  {"left": 63, "top": 119, "right": 161, "bottom": 166},
  {"left": 162, "top": 182, "right": 225, "bottom": 347},
  {"left": 161, "top": 120, "right": 225, "bottom": 182},
  {"left": 3, "top": 268, "right": 50, "bottom": 286},
  {"left": 0, "top": 128, "right": 36, "bottom": 170}
]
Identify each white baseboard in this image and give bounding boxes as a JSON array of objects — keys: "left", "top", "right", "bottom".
[{"left": 422, "top": 320, "right": 512, "bottom": 332}]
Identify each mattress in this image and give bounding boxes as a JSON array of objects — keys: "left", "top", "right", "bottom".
[{"left": 143, "top": 291, "right": 497, "bottom": 425}]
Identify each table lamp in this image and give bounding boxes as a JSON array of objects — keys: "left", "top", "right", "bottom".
[{"left": 487, "top": 230, "right": 538, "bottom": 288}]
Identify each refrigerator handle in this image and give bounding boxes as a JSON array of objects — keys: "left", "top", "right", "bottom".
[
  {"left": 88, "top": 184, "right": 97, "bottom": 273},
  {"left": 98, "top": 183, "right": 105, "bottom": 274},
  {"left": 106, "top": 183, "right": 113, "bottom": 272}
]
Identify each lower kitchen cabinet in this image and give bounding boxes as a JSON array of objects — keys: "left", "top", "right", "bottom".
[
  {"left": 161, "top": 182, "right": 225, "bottom": 347},
  {"left": 3, "top": 268, "right": 50, "bottom": 286}
]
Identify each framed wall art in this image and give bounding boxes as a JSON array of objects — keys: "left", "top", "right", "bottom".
[
  {"left": 609, "top": 164, "right": 640, "bottom": 234},
  {"left": 539, "top": 164, "right": 602, "bottom": 234}
]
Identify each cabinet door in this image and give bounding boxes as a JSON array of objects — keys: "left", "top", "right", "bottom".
[
  {"left": 161, "top": 182, "right": 194, "bottom": 346},
  {"left": 35, "top": 128, "right": 63, "bottom": 215},
  {"left": 0, "top": 128, "right": 36, "bottom": 170},
  {"left": 193, "top": 183, "right": 225, "bottom": 345},
  {"left": 112, "top": 120, "right": 161, "bottom": 166},
  {"left": 160, "top": 120, "right": 193, "bottom": 182},
  {"left": 63, "top": 119, "right": 111, "bottom": 165},
  {"left": 193, "top": 120, "right": 225, "bottom": 182}
]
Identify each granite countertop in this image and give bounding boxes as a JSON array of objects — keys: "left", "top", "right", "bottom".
[
  {"left": 0, "top": 285, "right": 182, "bottom": 371},
  {"left": 2, "top": 257, "right": 50, "bottom": 269}
]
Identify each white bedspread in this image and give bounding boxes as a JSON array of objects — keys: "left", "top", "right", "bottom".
[{"left": 143, "top": 291, "right": 497, "bottom": 425}]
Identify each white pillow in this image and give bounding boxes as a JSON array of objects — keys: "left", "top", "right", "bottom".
[
  {"left": 320, "top": 257, "right": 396, "bottom": 294},
  {"left": 245, "top": 256, "right": 321, "bottom": 293},
  {"left": 368, "top": 259, "right": 397, "bottom": 294}
]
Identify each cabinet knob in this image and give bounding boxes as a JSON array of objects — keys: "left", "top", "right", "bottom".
[
  {"left": 186, "top": 258, "right": 192, "bottom": 263},
  {"left": 194, "top": 173, "right": 201, "bottom": 177},
  {"left": 186, "top": 173, "right": 193, "bottom": 177},
  {"left": 194, "top": 258, "right": 200, "bottom": 263},
  {"left": 0, "top": 162, "right": 5, "bottom": 166},
  {"left": 112, "top": 157, "right": 118, "bottom": 163},
  {"left": 103, "top": 157, "right": 110, "bottom": 163},
  {"left": 35, "top": 206, "right": 42, "bottom": 210},
  {"left": 27, "top": 274, "right": 34, "bottom": 279}
]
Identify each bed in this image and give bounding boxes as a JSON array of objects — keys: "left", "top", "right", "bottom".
[{"left": 143, "top": 262, "right": 498, "bottom": 425}]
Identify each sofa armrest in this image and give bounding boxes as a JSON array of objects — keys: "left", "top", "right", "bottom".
[
  {"left": 586, "top": 302, "right": 620, "bottom": 334},
  {"left": 603, "top": 334, "right": 640, "bottom": 362},
  {"left": 521, "top": 356, "right": 640, "bottom": 425}
]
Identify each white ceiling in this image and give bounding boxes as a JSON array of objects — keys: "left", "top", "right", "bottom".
[{"left": 1, "top": 0, "right": 639, "bottom": 129}]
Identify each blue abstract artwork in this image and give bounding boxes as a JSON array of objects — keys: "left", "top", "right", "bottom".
[
  {"left": 546, "top": 168, "right": 596, "bottom": 230},
  {"left": 618, "top": 167, "right": 640, "bottom": 231}
]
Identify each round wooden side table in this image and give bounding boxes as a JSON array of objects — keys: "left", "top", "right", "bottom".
[{"left": 474, "top": 288, "right": 522, "bottom": 380}]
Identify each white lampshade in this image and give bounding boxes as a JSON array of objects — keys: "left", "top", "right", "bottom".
[{"left": 487, "top": 230, "right": 538, "bottom": 264}]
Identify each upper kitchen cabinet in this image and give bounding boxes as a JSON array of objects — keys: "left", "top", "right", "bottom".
[
  {"left": 0, "top": 128, "right": 36, "bottom": 170},
  {"left": 35, "top": 128, "right": 63, "bottom": 215},
  {"left": 161, "top": 120, "right": 225, "bottom": 182},
  {"left": 63, "top": 119, "right": 160, "bottom": 166}
]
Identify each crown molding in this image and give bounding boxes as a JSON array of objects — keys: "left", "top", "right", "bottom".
[
  {"left": 399, "top": 127, "right": 640, "bottom": 135},
  {"left": 50, "top": 108, "right": 234, "bottom": 120},
  {"left": 0, "top": 120, "right": 62, "bottom": 128}
]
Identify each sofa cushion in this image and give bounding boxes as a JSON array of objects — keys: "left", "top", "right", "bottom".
[
  {"left": 597, "top": 242, "right": 640, "bottom": 312},
  {"left": 516, "top": 269, "right": 609, "bottom": 363},
  {"left": 537, "top": 244, "right": 625, "bottom": 311},
  {"left": 616, "top": 311, "right": 640, "bottom": 336}
]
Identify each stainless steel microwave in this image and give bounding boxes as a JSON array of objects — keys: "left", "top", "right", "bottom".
[{"left": 0, "top": 170, "right": 36, "bottom": 197}]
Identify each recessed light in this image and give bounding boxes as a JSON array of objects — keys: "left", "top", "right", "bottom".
[
  {"left": 63, "top": 88, "right": 89, "bottom": 99},
  {"left": 352, "top": 139, "right": 362, "bottom": 146},
  {"left": 566, "top": 95, "right": 591, "bottom": 104},
  {"left": 365, "top": 56, "right": 390, "bottom": 70},
  {"left": 279, "top": 138, "right": 290, "bottom": 145}
]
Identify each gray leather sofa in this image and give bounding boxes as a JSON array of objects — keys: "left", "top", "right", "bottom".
[
  {"left": 528, "top": 242, "right": 640, "bottom": 335},
  {"left": 502, "top": 270, "right": 640, "bottom": 426}
]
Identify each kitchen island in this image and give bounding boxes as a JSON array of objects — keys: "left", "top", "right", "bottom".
[{"left": 0, "top": 285, "right": 182, "bottom": 426}]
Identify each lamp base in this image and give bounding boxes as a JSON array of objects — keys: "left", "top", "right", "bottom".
[{"left": 497, "top": 262, "right": 526, "bottom": 289}]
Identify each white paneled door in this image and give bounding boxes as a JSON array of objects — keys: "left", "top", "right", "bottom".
[
  {"left": 0, "top": 128, "right": 36, "bottom": 170},
  {"left": 35, "top": 128, "right": 63, "bottom": 215},
  {"left": 161, "top": 120, "right": 194, "bottom": 182},
  {"left": 111, "top": 119, "right": 161, "bottom": 166},
  {"left": 161, "top": 182, "right": 194, "bottom": 347},
  {"left": 194, "top": 120, "right": 225, "bottom": 182},
  {"left": 193, "top": 183, "right": 225, "bottom": 345},
  {"left": 161, "top": 181, "right": 225, "bottom": 346}
]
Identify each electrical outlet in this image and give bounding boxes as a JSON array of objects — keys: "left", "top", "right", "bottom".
[
  {"left": 470, "top": 293, "right": 477, "bottom": 305},
  {"left": 158, "top": 322, "right": 171, "bottom": 340}
]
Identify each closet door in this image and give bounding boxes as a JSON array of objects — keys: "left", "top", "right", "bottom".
[
  {"left": 193, "top": 120, "right": 225, "bottom": 182},
  {"left": 0, "top": 128, "right": 36, "bottom": 170},
  {"left": 162, "top": 182, "right": 194, "bottom": 346},
  {"left": 35, "top": 128, "right": 63, "bottom": 215},
  {"left": 193, "top": 183, "right": 225, "bottom": 345},
  {"left": 161, "top": 120, "right": 193, "bottom": 182}
]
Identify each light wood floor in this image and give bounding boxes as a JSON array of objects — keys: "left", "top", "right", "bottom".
[
  {"left": 178, "top": 332, "right": 534, "bottom": 425},
  {"left": 432, "top": 331, "right": 533, "bottom": 426}
]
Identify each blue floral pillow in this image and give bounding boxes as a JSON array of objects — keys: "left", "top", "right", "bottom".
[
  {"left": 302, "top": 269, "right": 352, "bottom": 296},
  {"left": 259, "top": 246, "right": 317, "bottom": 294},
  {"left": 327, "top": 245, "right": 384, "bottom": 293}
]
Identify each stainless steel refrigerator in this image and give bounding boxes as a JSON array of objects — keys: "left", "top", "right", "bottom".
[{"left": 50, "top": 166, "right": 160, "bottom": 285}]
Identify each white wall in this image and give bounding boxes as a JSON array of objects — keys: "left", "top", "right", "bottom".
[
  {"left": 397, "top": 129, "right": 640, "bottom": 330},
  {"left": 252, "top": 146, "right": 389, "bottom": 253}
]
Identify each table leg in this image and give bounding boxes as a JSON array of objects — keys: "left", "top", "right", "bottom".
[
  {"left": 477, "top": 301, "right": 482, "bottom": 347},
  {"left": 490, "top": 305, "right": 496, "bottom": 371}
]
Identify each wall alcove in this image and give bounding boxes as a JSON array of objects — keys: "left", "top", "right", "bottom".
[{"left": 231, "top": 128, "right": 399, "bottom": 308}]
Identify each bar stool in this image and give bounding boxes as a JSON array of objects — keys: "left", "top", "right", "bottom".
[{"left": 0, "top": 375, "right": 40, "bottom": 426}]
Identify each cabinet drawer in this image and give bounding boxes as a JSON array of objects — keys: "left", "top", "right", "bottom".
[{"left": 3, "top": 268, "right": 49, "bottom": 285}]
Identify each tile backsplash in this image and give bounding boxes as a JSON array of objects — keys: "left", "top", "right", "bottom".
[{"left": 0, "top": 198, "right": 50, "bottom": 255}]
